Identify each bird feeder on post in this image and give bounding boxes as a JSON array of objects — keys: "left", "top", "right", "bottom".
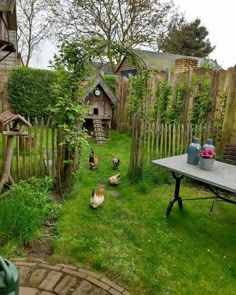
[{"left": 0, "top": 111, "right": 31, "bottom": 194}]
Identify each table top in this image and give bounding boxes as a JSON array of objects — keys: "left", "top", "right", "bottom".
[{"left": 152, "top": 154, "right": 236, "bottom": 193}]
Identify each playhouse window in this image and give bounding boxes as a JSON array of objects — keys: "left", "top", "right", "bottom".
[{"left": 93, "top": 108, "right": 99, "bottom": 115}]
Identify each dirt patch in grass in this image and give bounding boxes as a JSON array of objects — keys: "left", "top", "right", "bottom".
[
  {"left": 107, "top": 190, "right": 121, "bottom": 197},
  {"left": 25, "top": 223, "right": 55, "bottom": 258}
]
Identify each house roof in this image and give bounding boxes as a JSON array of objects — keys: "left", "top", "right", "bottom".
[
  {"left": 84, "top": 73, "right": 118, "bottom": 106},
  {"left": 116, "top": 49, "right": 222, "bottom": 72},
  {"left": 0, "top": 0, "right": 16, "bottom": 12}
]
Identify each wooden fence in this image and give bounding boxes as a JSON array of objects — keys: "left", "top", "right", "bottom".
[
  {"left": 0, "top": 118, "right": 57, "bottom": 181},
  {"left": 114, "top": 67, "right": 236, "bottom": 153},
  {"left": 0, "top": 118, "right": 217, "bottom": 180},
  {"left": 144, "top": 123, "right": 217, "bottom": 166}
]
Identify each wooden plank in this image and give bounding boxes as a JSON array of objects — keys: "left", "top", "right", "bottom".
[
  {"left": 28, "top": 127, "right": 32, "bottom": 177},
  {"left": 172, "top": 124, "right": 176, "bottom": 156},
  {"left": 168, "top": 124, "right": 171, "bottom": 157},
  {"left": 160, "top": 123, "right": 164, "bottom": 158},
  {"left": 155, "top": 121, "right": 160, "bottom": 158},
  {"left": 22, "top": 133, "right": 26, "bottom": 178},
  {"left": 51, "top": 127, "right": 55, "bottom": 177},
  {"left": 177, "top": 124, "right": 180, "bottom": 155},
  {"left": 33, "top": 118, "right": 38, "bottom": 176},
  {"left": 39, "top": 118, "right": 44, "bottom": 176},
  {"left": 150, "top": 122, "right": 155, "bottom": 161},
  {"left": 180, "top": 124, "right": 184, "bottom": 154},
  {"left": 146, "top": 121, "right": 151, "bottom": 166},
  {"left": 15, "top": 136, "right": 19, "bottom": 180},
  {"left": 46, "top": 120, "right": 49, "bottom": 173}
]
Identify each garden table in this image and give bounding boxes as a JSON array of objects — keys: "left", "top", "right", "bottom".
[{"left": 152, "top": 154, "right": 236, "bottom": 217}]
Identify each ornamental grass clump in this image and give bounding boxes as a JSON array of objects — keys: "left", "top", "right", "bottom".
[
  {"left": 0, "top": 177, "right": 61, "bottom": 246},
  {"left": 200, "top": 148, "right": 216, "bottom": 159}
]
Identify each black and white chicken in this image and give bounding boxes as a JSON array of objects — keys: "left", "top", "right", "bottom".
[{"left": 112, "top": 156, "right": 120, "bottom": 169}]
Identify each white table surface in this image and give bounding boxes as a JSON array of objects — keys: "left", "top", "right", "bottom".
[{"left": 152, "top": 154, "right": 236, "bottom": 194}]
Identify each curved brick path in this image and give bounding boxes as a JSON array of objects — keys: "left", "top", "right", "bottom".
[{"left": 11, "top": 258, "right": 130, "bottom": 295}]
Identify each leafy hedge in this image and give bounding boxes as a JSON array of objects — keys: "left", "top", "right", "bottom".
[{"left": 8, "top": 67, "right": 56, "bottom": 119}]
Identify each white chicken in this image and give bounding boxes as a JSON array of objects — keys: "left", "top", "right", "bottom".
[
  {"left": 90, "top": 187, "right": 105, "bottom": 209},
  {"left": 108, "top": 174, "right": 120, "bottom": 185}
]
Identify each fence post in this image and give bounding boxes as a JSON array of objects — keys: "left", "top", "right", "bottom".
[{"left": 220, "top": 67, "right": 236, "bottom": 152}]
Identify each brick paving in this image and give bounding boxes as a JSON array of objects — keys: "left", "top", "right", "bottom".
[{"left": 11, "top": 258, "right": 131, "bottom": 295}]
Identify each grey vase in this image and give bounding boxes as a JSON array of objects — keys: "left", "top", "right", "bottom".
[
  {"left": 199, "top": 157, "right": 214, "bottom": 170},
  {"left": 187, "top": 138, "right": 201, "bottom": 165},
  {"left": 202, "top": 139, "right": 215, "bottom": 151}
]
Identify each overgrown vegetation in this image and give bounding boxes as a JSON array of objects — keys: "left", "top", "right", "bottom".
[
  {"left": 8, "top": 67, "right": 56, "bottom": 119},
  {"left": 104, "top": 75, "right": 117, "bottom": 94},
  {"left": 0, "top": 177, "right": 61, "bottom": 252}
]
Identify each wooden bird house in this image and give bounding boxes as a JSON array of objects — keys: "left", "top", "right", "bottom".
[
  {"left": 0, "top": 111, "right": 31, "bottom": 194},
  {"left": 0, "top": 111, "right": 31, "bottom": 136}
]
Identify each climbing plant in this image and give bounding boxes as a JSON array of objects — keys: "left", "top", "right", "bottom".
[
  {"left": 49, "top": 40, "right": 97, "bottom": 194},
  {"left": 190, "top": 79, "right": 212, "bottom": 127},
  {"left": 213, "top": 91, "right": 228, "bottom": 142},
  {"left": 155, "top": 80, "right": 172, "bottom": 123},
  {"left": 127, "top": 70, "right": 149, "bottom": 182}
]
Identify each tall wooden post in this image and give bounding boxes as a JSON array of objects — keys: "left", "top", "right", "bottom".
[{"left": 0, "top": 135, "right": 14, "bottom": 192}]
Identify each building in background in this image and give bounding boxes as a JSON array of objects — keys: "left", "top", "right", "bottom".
[
  {"left": 0, "top": 0, "right": 21, "bottom": 112},
  {"left": 115, "top": 49, "right": 222, "bottom": 77}
]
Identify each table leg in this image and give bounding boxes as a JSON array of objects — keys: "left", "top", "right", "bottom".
[{"left": 166, "top": 172, "right": 184, "bottom": 217}]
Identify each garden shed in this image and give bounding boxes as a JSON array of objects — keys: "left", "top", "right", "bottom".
[{"left": 83, "top": 73, "right": 118, "bottom": 144}]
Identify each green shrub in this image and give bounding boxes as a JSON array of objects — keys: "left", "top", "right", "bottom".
[
  {"left": 8, "top": 67, "right": 57, "bottom": 119},
  {"left": 144, "top": 165, "right": 174, "bottom": 186},
  {"left": 0, "top": 177, "right": 61, "bottom": 246}
]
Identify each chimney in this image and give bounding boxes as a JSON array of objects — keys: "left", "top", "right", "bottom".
[{"left": 175, "top": 58, "right": 198, "bottom": 73}]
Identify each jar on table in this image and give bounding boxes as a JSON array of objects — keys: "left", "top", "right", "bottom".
[
  {"left": 187, "top": 138, "right": 201, "bottom": 165},
  {"left": 202, "top": 139, "right": 215, "bottom": 151}
]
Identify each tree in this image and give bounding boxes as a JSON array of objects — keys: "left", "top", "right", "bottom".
[
  {"left": 49, "top": 0, "right": 182, "bottom": 72},
  {"left": 159, "top": 18, "right": 215, "bottom": 57},
  {"left": 17, "top": 0, "right": 52, "bottom": 66}
]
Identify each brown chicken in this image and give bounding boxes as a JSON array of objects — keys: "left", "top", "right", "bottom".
[
  {"left": 90, "top": 187, "right": 105, "bottom": 208},
  {"left": 89, "top": 148, "right": 99, "bottom": 169}
]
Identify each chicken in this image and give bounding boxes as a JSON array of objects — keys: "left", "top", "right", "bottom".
[
  {"left": 108, "top": 174, "right": 120, "bottom": 185},
  {"left": 90, "top": 187, "right": 105, "bottom": 209},
  {"left": 112, "top": 156, "right": 120, "bottom": 169},
  {"left": 89, "top": 148, "right": 99, "bottom": 169}
]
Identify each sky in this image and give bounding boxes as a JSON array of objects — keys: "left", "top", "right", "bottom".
[
  {"left": 173, "top": 0, "right": 236, "bottom": 69},
  {"left": 31, "top": 0, "right": 236, "bottom": 70}
]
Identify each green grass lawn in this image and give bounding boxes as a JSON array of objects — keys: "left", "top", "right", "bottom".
[{"left": 51, "top": 131, "right": 236, "bottom": 294}]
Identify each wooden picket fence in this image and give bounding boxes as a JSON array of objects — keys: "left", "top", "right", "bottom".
[
  {"left": 115, "top": 67, "right": 236, "bottom": 149},
  {"left": 0, "top": 118, "right": 57, "bottom": 181},
  {"left": 0, "top": 117, "right": 218, "bottom": 181},
  {"left": 144, "top": 122, "right": 218, "bottom": 166}
]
